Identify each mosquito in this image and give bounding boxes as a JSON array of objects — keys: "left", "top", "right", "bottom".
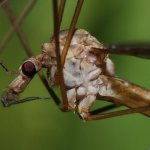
[{"left": 1, "top": 0, "right": 150, "bottom": 121}]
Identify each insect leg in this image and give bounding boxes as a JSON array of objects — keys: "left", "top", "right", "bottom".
[
  {"left": 52, "top": 0, "right": 69, "bottom": 111},
  {"left": 93, "top": 43, "right": 150, "bottom": 59},
  {"left": 90, "top": 104, "right": 121, "bottom": 115},
  {"left": 0, "top": 0, "right": 38, "bottom": 53},
  {"left": 1, "top": 0, "right": 61, "bottom": 106},
  {"left": 77, "top": 95, "right": 150, "bottom": 121},
  {"left": 86, "top": 106, "right": 150, "bottom": 121},
  {"left": 61, "top": 0, "right": 84, "bottom": 66},
  {"left": 58, "top": 0, "right": 66, "bottom": 26},
  {"left": 53, "top": 0, "right": 83, "bottom": 111}
]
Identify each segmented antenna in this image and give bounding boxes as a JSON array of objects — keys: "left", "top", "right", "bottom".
[
  {"left": 0, "top": 61, "right": 19, "bottom": 75},
  {"left": 0, "top": 61, "right": 9, "bottom": 72}
]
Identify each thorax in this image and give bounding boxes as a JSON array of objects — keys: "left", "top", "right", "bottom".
[{"left": 42, "top": 29, "right": 115, "bottom": 89}]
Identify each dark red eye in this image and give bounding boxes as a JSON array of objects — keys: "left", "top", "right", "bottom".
[{"left": 22, "top": 61, "right": 36, "bottom": 77}]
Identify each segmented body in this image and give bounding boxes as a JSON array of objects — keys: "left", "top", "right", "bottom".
[
  {"left": 4, "top": 29, "right": 150, "bottom": 118},
  {"left": 42, "top": 29, "right": 115, "bottom": 118}
]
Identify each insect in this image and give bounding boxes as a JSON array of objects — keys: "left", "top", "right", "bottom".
[{"left": 1, "top": 0, "right": 150, "bottom": 121}]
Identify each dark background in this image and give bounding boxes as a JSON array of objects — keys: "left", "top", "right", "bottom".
[{"left": 1, "top": 0, "right": 150, "bottom": 150}]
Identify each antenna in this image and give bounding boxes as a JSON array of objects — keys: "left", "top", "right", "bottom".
[{"left": 0, "top": 61, "right": 9, "bottom": 73}]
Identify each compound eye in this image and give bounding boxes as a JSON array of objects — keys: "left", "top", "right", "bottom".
[{"left": 21, "top": 61, "right": 36, "bottom": 77}]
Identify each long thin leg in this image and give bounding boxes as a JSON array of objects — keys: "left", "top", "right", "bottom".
[
  {"left": 1, "top": 0, "right": 34, "bottom": 56},
  {"left": 61, "top": 0, "right": 84, "bottom": 66},
  {"left": 37, "top": 72, "right": 61, "bottom": 106},
  {"left": 58, "top": 0, "right": 66, "bottom": 27},
  {"left": 86, "top": 106, "right": 150, "bottom": 121},
  {"left": 0, "top": 0, "right": 38, "bottom": 53},
  {"left": 90, "top": 104, "right": 121, "bottom": 115},
  {"left": 52, "top": 0, "right": 69, "bottom": 111},
  {"left": 2, "top": 0, "right": 61, "bottom": 106},
  {"left": 94, "top": 43, "right": 150, "bottom": 59},
  {"left": 35, "top": 0, "right": 67, "bottom": 106},
  {"left": 52, "top": 0, "right": 84, "bottom": 110}
]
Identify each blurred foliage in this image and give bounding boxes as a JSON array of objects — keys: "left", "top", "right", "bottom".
[{"left": 1, "top": 0, "right": 150, "bottom": 150}]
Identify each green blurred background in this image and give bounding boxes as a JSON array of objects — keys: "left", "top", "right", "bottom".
[{"left": 1, "top": 0, "right": 150, "bottom": 150}]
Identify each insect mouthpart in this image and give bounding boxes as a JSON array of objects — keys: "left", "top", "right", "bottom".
[
  {"left": 0, "top": 55, "right": 45, "bottom": 107},
  {"left": 1, "top": 91, "right": 18, "bottom": 107}
]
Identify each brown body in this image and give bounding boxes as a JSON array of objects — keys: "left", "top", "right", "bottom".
[
  {"left": 2, "top": 29, "right": 150, "bottom": 120},
  {"left": 2, "top": 0, "right": 150, "bottom": 121},
  {"left": 97, "top": 76, "right": 150, "bottom": 116}
]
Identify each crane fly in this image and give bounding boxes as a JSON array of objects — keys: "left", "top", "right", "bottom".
[{"left": 1, "top": 0, "right": 150, "bottom": 121}]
